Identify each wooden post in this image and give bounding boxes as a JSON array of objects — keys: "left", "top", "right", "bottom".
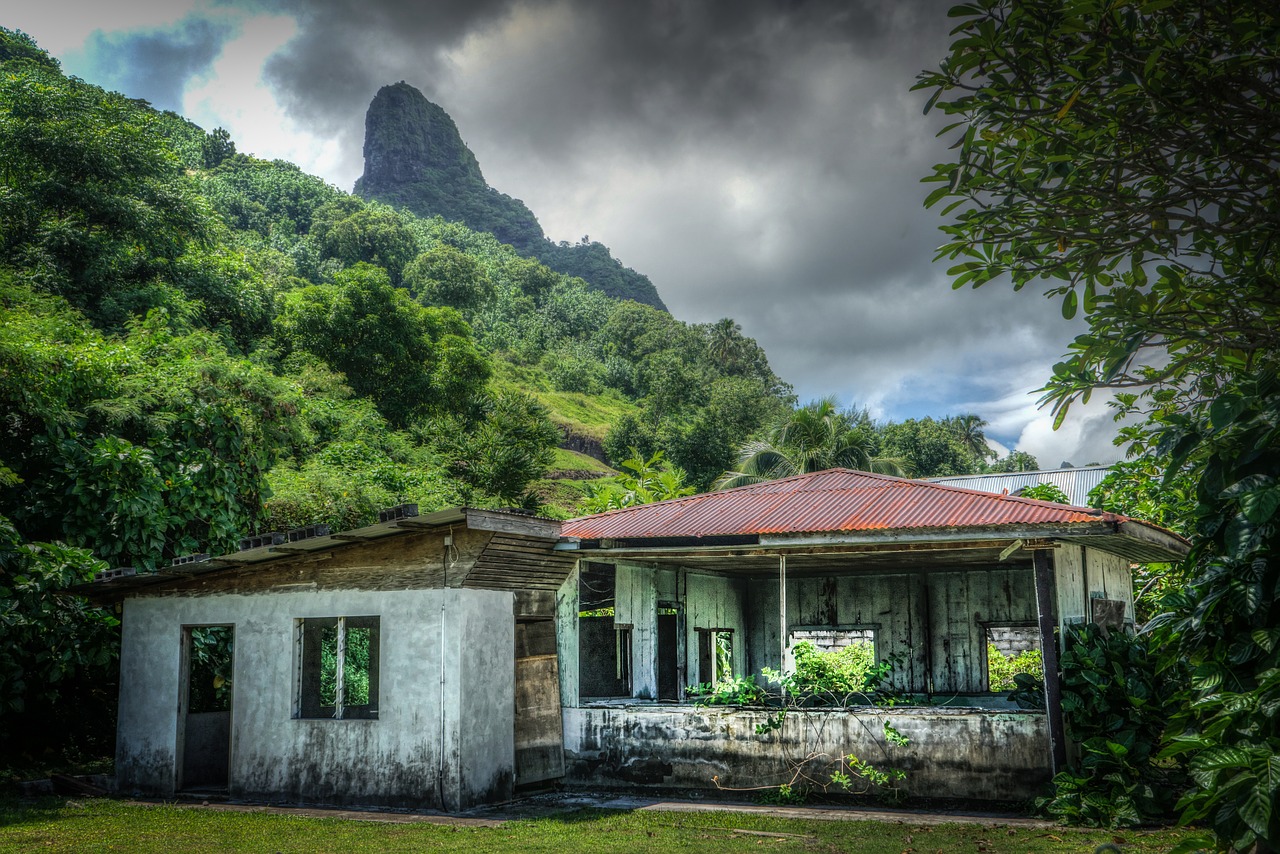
[
  {"left": 778, "top": 554, "right": 787, "bottom": 697},
  {"left": 1033, "top": 548, "right": 1068, "bottom": 775}
]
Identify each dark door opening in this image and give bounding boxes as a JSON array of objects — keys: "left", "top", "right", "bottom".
[
  {"left": 656, "top": 607, "right": 680, "bottom": 701},
  {"left": 178, "top": 625, "right": 234, "bottom": 791}
]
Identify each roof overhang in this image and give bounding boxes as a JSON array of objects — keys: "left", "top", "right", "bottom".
[
  {"left": 72, "top": 507, "right": 561, "bottom": 601},
  {"left": 559, "top": 517, "right": 1188, "bottom": 573}
]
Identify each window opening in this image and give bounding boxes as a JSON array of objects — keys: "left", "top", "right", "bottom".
[
  {"left": 578, "top": 563, "right": 631, "bottom": 697},
  {"left": 298, "top": 616, "right": 379, "bottom": 719},
  {"left": 984, "top": 623, "right": 1043, "bottom": 692},
  {"left": 787, "top": 627, "right": 879, "bottom": 691},
  {"left": 696, "top": 629, "right": 734, "bottom": 687},
  {"left": 656, "top": 604, "right": 681, "bottom": 702}
]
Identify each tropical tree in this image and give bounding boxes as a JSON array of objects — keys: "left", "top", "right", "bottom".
[
  {"left": 579, "top": 450, "right": 696, "bottom": 513},
  {"left": 951, "top": 414, "right": 995, "bottom": 462},
  {"left": 716, "top": 398, "right": 907, "bottom": 489},
  {"left": 403, "top": 245, "right": 495, "bottom": 311},
  {"left": 919, "top": 1, "right": 1280, "bottom": 847},
  {"left": 876, "top": 416, "right": 984, "bottom": 478},
  {"left": 0, "top": 37, "right": 213, "bottom": 324},
  {"left": 989, "top": 450, "right": 1040, "bottom": 473},
  {"left": 274, "top": 263, "right": 490, "bottom": 427}
]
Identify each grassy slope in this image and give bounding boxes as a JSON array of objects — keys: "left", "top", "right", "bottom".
[
  {"left": 0, "top": 798, "right": 1194, "bottom": 853},
  {"left": 490, "top": 359, "right": 636, "bottom": 444},
  {"left": 490, "top": 358, "right": 627, "bottom": 517}
]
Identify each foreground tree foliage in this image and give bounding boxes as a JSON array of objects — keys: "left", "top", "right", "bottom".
[
  {"left": 920, "top": 1, "right": 1280, "bottom": 849},
  {"left": 0, "top": 516, "right": 119, "bottom": 766}
]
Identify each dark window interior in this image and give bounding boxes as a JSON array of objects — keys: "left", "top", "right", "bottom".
[{"left": 578, "top": 563, "right": 631, "bottom": 697}]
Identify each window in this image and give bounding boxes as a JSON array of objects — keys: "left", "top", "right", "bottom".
[
  {"left": 187, "top": 625, "right": 234, "bottom": 713},
  {"left": 578, "top": 563, "right": 632, "bottom": 697},
  {"left": 696, "top": 629, "right": 734, "bottom": 687},
  {"left": 984, "top": 623, "right": 1043, "bottom": 692},
  {"left": 297, "top": 616, "right": 380, "bottom": 719},
  {"left": 788, "top": 627, "right": 879, "bottom": 690},
  {"left": 789, "top": 627, "right": 876, "bottom": 655}
]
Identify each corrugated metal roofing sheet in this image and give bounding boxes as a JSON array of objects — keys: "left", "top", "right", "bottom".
[
  {"left": 927, "top": 467, "right": 1112, "bottom": 507},
  {"left": 562, "top": 468, "right": 1123, "bottom": 540}
]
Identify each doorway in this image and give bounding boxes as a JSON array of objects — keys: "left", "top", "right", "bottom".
[
  {"left": 656, "top": 604, "right": 682, "bottom": 701},
  {"left": 177, "top": 625, "right": 234, "bottom": 791}
]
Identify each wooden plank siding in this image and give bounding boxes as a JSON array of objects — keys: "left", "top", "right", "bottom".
[
  {"left": 742, "top": 566, "right": 1036, "bottom": 695},
  {"left": 1055, "top": 543, "right": 1136, "bottom": 633}
]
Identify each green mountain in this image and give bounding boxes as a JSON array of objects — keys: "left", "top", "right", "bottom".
[{"left": 354, "top": 82, "right": 667, "bottom": 310}]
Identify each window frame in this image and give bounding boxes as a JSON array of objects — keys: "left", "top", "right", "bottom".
[
  {"left": 786, "top": 624, "right": 880, "bottom": 675},
  {"left": 295, "top": 615, "right": 380, "bottom": 720},
  {"left": 979, "top": 620, "right": 1042, "bottom": 693},
  {"left": 694, "top": 627, "right": 735, "bottom": 687}
]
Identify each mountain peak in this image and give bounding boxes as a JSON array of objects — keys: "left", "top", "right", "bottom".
[
  {"left": 358, "top": 82, "right": 484, "bottom": 190},
  {"left": 355, "top": 82, "right": 667, "bottom": 311}
]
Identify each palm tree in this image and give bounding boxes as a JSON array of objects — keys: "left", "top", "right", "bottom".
[
  {"left": 715, "top": 398, "right": 909, "bottom": 489},
  {"left": 951, "top": 413, "right": 995, "bottom": 462},
  {"left": 706, "top": 318, "right": 745, "bottom": 372}
]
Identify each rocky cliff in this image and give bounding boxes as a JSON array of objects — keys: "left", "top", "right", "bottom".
[{"left": 355, "top": 82, "right": 666, "bottom": 310}]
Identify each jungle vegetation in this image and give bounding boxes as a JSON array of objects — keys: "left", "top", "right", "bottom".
[{"left": 920, "top": 0, "right": 1280, "bottom": 848}]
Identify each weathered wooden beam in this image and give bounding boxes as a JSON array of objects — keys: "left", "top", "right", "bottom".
[
  {"left": 465, "top": 509, "right": 563, "bottom": 540},
  {"left": 1033, "top": 548, "right": 1068, "bottom": 775}
]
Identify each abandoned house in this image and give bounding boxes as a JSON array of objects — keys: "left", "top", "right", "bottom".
[
  {"left": 81, "top": 507, "right": 575, "bottom": 810},
  {"left": 82, "top": 469, "right": 1188, "bottom": 807}
]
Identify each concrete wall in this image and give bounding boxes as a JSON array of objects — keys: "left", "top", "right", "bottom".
[
  {"left": 562, "top": 705, "right": 1049, "bottom": 801},
  {"left": 116, "top": 587, "right": 513, "bottom": 810}
]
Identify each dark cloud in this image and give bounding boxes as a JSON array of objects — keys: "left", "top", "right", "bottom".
[{"left": 78, "top": 17, "right": 234, "bottom": 112}]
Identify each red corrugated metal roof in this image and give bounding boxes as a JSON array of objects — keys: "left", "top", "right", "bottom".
[{"left": 562, "top": 468, "right": 1125, "bottom": 540}]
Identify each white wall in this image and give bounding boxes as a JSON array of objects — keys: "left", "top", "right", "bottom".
[{"left": 116, "top": 587, "right": 513, "bottom": 809}]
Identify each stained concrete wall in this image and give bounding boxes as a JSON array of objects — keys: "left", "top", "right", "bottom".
[
  {"left": 116, "top": 587, "right": 513, "bottom": 810},
  {"left": 563, "top": 705, "right": 1049, "bottom": 801}
]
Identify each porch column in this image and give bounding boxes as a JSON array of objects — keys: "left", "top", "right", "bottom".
[
  {"left": 778, "top": 553, "right": 787, "bottom": 695},
  {"left": 1032, "top": 548, "right": 1068, "bottom": 774}
]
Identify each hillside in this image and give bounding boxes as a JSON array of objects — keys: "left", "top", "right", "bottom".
[
  {"left": 0, "top": 26, "right": 792, "bottom": 568},
  {"left": 355, "top": 82, "right": 667, "bottom": 310}
]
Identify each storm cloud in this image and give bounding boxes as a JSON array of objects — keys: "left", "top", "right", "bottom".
[
  {"left": 8, "top": 0, "right": 1127, "bottom": 465},
  {"left": 73, "top": 16, "right": 234, "bottom": 113}
]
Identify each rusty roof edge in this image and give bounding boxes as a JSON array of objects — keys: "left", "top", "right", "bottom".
[
  {"left": 1113, "top": 518, "right": 1191, "bottom": 558},
  {"left": 758, "top": 521, "right": 1120, "bottom": 547}
]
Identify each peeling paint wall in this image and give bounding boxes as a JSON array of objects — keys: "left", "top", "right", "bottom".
[
  {"left": 562, "top": 705, "right": 1050, "bottom": 801},
  {"left": 558, "top": 562, "right": 749, "bottom": 704},
  {"left": 1055, "top": 544, "right": 1135, "bottom": 633},
  {"left": 116, "top": 587, "right": 513, "bottom": 809},
  {"left": 744, "top": 568, "right": 1038, "bottom": 695}
]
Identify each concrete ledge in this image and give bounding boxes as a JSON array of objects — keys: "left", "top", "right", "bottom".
[{"left": 562, "top": 705, "right": 1050, "bottom": 801}]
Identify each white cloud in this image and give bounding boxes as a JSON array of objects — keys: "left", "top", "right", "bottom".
[{"left": 181, "top": 14, "right": 348, "bottom": 184}]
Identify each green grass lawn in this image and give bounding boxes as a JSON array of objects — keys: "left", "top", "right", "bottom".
[{"left": 0, "top": 798, "right": 1195, "bottom": 853}]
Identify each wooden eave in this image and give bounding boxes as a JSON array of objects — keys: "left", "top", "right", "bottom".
[{"left": 72, "top": 507, "right": 565, "bottom": 602}]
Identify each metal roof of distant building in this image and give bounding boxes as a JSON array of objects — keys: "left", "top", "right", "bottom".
[
  {"left": 562, "top": 468, "right": 1131, "bottom": 541},
  {"left": 927, "top": 466, "right": 1112, "bottom": 507}
]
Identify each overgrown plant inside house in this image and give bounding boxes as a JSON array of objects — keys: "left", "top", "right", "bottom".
[{"left": 689, "top": 641, "right": 909, "bottom": 803}]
